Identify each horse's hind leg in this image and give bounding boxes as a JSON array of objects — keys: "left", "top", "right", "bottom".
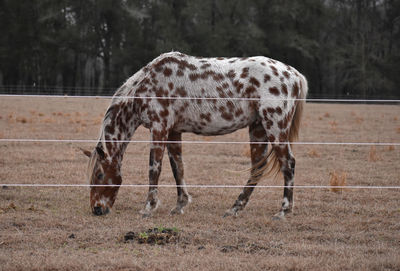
[
  {"left": 224, "top": 121, "right": 268, "bottom": 217},
  {"left": 167, "top": 131, "right": 191, "bottom": 215},
  {"left": 271, "top": 142, "right": 296, "bottom": 219}
]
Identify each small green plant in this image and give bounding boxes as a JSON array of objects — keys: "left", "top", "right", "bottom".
[
  {"left": 138, "top": 232, "right": 148, "bottom": 239},
  {"left": 124, "top": 226, "right": 180, "bottom": 245},
  {"left": 156, "top": 225, "right": 179, "bottom": 233}
]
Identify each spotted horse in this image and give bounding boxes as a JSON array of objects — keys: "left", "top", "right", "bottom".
[{"left": 81, "top": 52, "right": 308, "bottom": 219}]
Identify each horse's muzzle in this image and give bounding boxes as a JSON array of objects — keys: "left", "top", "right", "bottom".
[{"left": 92, "top": 206, "right": 110, "bottom": 216}]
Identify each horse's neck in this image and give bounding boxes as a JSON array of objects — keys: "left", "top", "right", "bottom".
[{"left": 100, "top": 99, "right": 139, "bottom": 165}]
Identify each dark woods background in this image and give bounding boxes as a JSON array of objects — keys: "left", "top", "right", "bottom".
[{"left": 0, "top": 0, "right": 399, "bottom": 98}]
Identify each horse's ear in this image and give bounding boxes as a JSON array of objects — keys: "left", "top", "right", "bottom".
[
  {"left": 79, "top": 147, "right": 92, "bottom": 158},
  {"left": 96, "top": 146, "right": 107, "bottom": 160}
]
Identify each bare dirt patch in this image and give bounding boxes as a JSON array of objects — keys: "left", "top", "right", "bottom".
[{"left": 0, "top": 97, "right": 399, "bottom": 270}]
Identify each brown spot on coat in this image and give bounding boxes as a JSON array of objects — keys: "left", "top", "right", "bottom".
[
  {"left": 266, "top": 120, "right": 274, "bottom": 130},
  {"left": 226, "top": 101, "right": 235, "bottom": 111},
  {"left": 264, "top": 74, "right": 271, "bottom": 83},
  {"left": 136, "top": 85, "right": 148, "bottom": 94},
  {"left": 270, "top": 66, "right": 279, "bottom": 76},
  {"left": 235, "top": 108, "right": 244, "bottom": 117},
  {"left": 160, "top": 109, "right": 169, "bottom": 118},
  {"left": 200, "top": 113, "right": 212, "bottom": 122},
  {"left": 163, "top": 67, "right": 172, "bottom": 77},
  {"left": 142, "top": 78, "right": 151, "bottom": 85},
  {"left": 281, "top": 83, "right": 288, "bottom": 96},
  {"left": 268, "top": 135, "right": 276, "bottom": 142},
  {"left": 245, "top": 85, "right": 256, "bottom": 96},
  {"left": 221, "top": 112, "right": 234, "bottom": 121},
  {"left": 176, "top": 87, "right": 187, "bottom": 97},
  {"left": 168, "top": 82, "right": 174, "bottom": 90},
  {"left": 240, "top": 67, "right": 249, "bottom": 78},
  {"left": 279, "top": 131, "right": 288, "bottom": 142},
  {"left": 269, "top": 87, "right": 280, "bottom": 96},
  {"left": 292, "top": 82, "right": 300, "bottom": 98},
  {"left": 283, "top": 71, "right": 290, "bottom": 79},
  {"left": 189, "top": 73, "right": 200, "bottom": 81},
  {"left": 105, "top": 124, "right": 115, "bottom": 135},
  {"left": 233, "top": 80, "right": 244, "bottom": 93},
  {"left": 249, "top": 77, "right": 260, "bottom": 87},
  {"left": 153, "top": 56, "right": 197, "bottom": 72},
  {"left": 213, "top": 73, "right": 225, "bottom": 81},
  {"left": 227, "top": 70, "right": 236, "bottom": 79}
]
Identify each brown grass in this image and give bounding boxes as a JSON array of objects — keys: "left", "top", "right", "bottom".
[
  {"left": 368, "top": 146, "right": 381, "bottom": 162},
  {"left": 329, "top": 120, "right": 338, "bottom": 133},
  {"left": 242, "top": 145, "right": 251, "bottom": 158},
  {"left": 16, "top": 117, "right": 28, "bottom": 124},
  {"left": 1, "top": 99, "right": 400, "bottom": 270},
  {"left": 329, "top": 171, "right": 347, "bottom": 193},
  {"left": 307, "top": 148, "right": 320, "bottom": 158},
  {"left": 386, "top": 145, "right": 395, "bottom": 151},
  {"left": 355, "top": 117, "right": 364, "bottom": 124}
]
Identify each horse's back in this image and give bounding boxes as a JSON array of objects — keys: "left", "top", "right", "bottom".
[{"left": 117, "top": 52, "right": 307, "bottom": 137}]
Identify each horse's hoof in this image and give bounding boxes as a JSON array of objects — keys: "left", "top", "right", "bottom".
[
  {"left": 223, "top": 209, "right": 238, "bottom": 218},
  {"left": 272, "top": 212, "right": 286, "bottom": 221},
  {"left": 141, "top": 212, "right": 151, "bottom": 218},
  {"left": 170, "top": 207, "right": 184, "bottom": 215},
  {"left": 139, "top": 209, "right": 152, "bottom": 218}
]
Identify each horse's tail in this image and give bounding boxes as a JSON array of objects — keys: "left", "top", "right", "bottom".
[
  {"left": 251, "top": 75, "right": 308, "bottom": 180},
  {"left": 289, "top": 74, "right": 308, "bottom": 144}
]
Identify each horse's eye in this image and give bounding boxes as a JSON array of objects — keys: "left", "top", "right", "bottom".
[{"left": 97, "top": 173, "right": 104, "bottom": 180}]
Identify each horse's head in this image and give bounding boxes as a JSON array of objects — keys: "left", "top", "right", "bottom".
[{"left": 82, "top": 146, "right": 121, "bottom": 216}]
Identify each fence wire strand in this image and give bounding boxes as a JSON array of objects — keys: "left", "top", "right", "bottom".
[
  {"left": 2, "top": 184, "right": 400, "bottom": 189},
  {"left": 0, "top": 138, "right": 399, "bottom": 146},
  {"left": 1, "top": 94, "right": 400, "bottom": 103}
]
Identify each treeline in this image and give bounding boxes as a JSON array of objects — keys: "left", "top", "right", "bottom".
[{"left": 0, "top": 0, "right": 399, "bottom": 98}]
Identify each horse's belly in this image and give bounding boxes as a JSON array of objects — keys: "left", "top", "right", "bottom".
[{"left": 175, "top": 107, "right": 256, "bottom": 136}]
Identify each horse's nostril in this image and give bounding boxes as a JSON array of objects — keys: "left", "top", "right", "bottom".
[{"left": 93, "top": 206, "right": 103, "bottom": 216}]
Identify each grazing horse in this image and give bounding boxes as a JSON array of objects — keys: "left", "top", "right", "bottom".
[{"left": 82, "top": 52, "right": 308, "bottom": 219}]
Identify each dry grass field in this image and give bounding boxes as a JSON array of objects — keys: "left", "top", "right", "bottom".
[{"left": 0, "top": 97, "right": 399, "bottom": 270}]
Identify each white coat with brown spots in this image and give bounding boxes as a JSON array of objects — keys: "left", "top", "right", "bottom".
[{"left": 82, "top": 51, "right": 308, "bottom": 219}]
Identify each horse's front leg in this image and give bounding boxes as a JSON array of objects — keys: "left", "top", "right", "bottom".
[
  {"left": 167, "top": 131, "right": 191, "bottom": 215},
  {"left": 140, "top": 131, "right": 167, "bottom": 217}
]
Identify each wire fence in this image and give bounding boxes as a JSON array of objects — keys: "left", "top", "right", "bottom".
[{"left": 1, "top": 93, "right": 399, "bottom": 190}]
